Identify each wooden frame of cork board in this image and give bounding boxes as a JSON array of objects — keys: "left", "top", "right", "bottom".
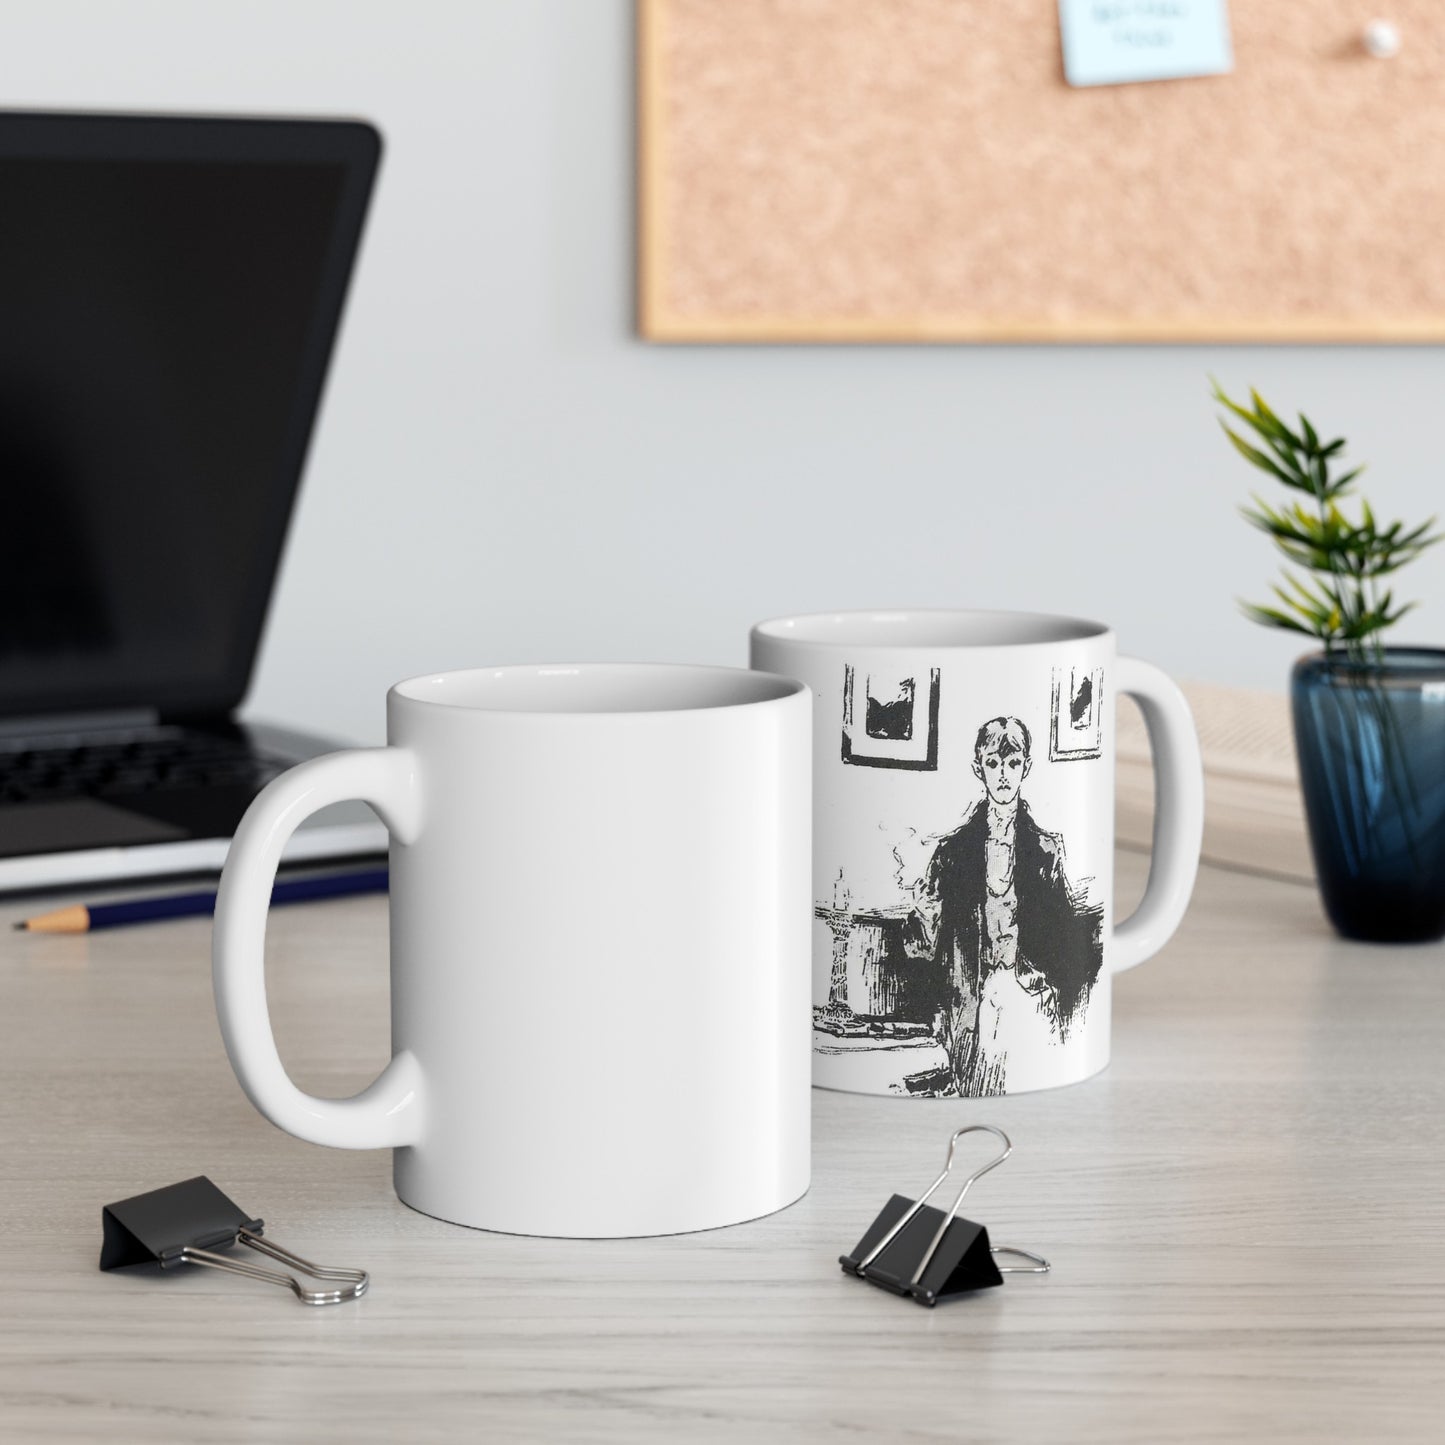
[{"left": 637, "top": 0, "right": 1445, "bottom": 343}]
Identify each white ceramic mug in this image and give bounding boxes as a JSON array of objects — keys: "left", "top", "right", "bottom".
[
  {"left": 212, "top": 663, "right": 812, "bottom": 1238},
  {"left": 750, "top": 611, "right": 1203, "bottom": 1098}
]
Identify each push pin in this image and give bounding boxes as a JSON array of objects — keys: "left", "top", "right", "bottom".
[
  {"left": 840, "top": 1125, "right": 1049, "bottom": 1306},
  {"left": 101, "top": 1176, "right": 368, "bottom": 1305},
  {"left": 1362, "top": 20, "right": 1400, "bottom": 59}
]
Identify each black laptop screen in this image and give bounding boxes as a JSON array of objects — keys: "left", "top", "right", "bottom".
[{"left": 0, "top": 117, "right": 378, "bottom": 720}]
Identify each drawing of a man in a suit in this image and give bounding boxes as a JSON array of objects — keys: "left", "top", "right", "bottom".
[{"left": 904, "top": 717, "right": 1102, "bottom": 1095}]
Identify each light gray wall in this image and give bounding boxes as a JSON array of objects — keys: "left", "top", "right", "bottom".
[{"left": 10, "top": 1, "right": 1444, "bottom": 744}]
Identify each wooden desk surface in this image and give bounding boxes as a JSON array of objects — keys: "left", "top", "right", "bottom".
[{"left": 2, "top": 854, "right": 1443, "bottom": 1443}]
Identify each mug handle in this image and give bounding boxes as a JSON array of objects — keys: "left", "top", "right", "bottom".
[
  {"left": 1111, "top": 658, "right": 1205, "bottom": 974},
  {"left": 212, "top": 747, "right": 427, "bottom": 1148}
]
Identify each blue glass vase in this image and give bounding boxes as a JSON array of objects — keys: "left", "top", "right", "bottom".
[{"left": 1291, "top": 649, "right": 1445, "bottom": 942}]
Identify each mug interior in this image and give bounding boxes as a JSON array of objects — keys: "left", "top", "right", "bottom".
[
  {"left": 392, "top": 663, "right": 802, "bottom": 715},
  {"left": 753, "top": 609, "right": 1110, "bottom": 649}
]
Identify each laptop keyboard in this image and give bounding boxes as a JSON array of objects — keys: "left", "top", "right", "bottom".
[{"left": 0, "top": 729, "right": 288, "bottom": 805}]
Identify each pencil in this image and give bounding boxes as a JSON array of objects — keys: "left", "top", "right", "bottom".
[{"left": 14, "top": 867, "right": 389, "bottom": 934}]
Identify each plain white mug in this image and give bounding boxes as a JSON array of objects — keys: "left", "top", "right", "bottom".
[
  {"left": 750, "top": 611, "right": 1204, "bottom": 1098},
  {"left": 212, "top": 663, "right": 813, "bottom": 1238}
]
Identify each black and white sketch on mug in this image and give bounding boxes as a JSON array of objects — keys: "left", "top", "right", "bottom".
[
  {"left": 895, "top": 716, "right": 1105, "bottom": 1095},
  {"left": 816, "top": 699, "right": 1105, "bottom": 1098}
]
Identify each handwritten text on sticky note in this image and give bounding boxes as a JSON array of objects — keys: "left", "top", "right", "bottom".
[{"left": 1059, "top": 1, "right": 1233, "bottom": 87}]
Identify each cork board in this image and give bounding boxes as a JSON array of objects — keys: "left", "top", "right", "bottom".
[{"left": 638, "top": 0, "right": 1445, "bottom": 341}]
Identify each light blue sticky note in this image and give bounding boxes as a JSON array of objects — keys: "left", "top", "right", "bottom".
[{"left": 1059, "top": 0, "right": 1233, "bottom": 87}]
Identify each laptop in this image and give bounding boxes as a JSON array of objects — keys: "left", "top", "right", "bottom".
[{"left": 0, "top": 112, "right": 388, "bottom": 892}]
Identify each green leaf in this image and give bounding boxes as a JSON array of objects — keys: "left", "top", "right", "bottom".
[
  {"left": 1213, "top": 381, "right": 1300, "bottom": 454},
  {"left": 1396, "top": 518, "right": 1440, "bottom": 548},
  {"left": 1221, "top": 424, "right": 1298, "bottom": 486},
  {"left": 1257, "top": 431, "right": 1310, "bottom": 478},
  {"left": 1283, "top": 571, "right": 1329, "bottom": 604},
  {"left": 1249, "top": 388, "right": 1299, "bottom": 445},
  {"left": 1239, "top": 602, "right": 1318, "bottom": 637},
  {"left": 1210, "top": 380, "right": 1258, "bottom": 428},
  {"left": 1273, "top": 578, "right": 1332, "bottom": 628}
]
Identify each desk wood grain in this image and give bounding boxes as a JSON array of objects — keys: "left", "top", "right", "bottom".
[{"left": 2, "top": 855, "right": 1443, "bottom": 1442}]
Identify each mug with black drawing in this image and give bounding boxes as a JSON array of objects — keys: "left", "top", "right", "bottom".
[{"left": 750, "top": 610, "right": 1204, "bottom": 1098}]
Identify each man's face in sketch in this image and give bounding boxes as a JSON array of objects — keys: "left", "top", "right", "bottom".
[{"left": 973, "top": 723, "right": 1031, "bottom": 807}]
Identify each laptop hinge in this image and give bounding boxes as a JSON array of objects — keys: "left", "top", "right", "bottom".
[{"left": 0, "top": 708, "right": 162, "bottom": 741}]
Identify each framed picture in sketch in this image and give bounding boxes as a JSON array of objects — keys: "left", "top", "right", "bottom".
[
  {"left": 841, "top": 664, "right": 940, "bottom": 771},
  {"left": 1050, "top": 665, "right": 1104, "bottom": 762}
]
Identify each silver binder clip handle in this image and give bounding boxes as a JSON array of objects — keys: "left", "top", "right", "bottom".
[
  {"left": 907, "top": 1124, "right": 1014, "bottom": 1287},
  {"left": 856, "top": 1123, "right": 1013, "bottom": 1280},
  {"left": 992, "top": 1245, "right": 1051, "bottom": 1274},
  {"left": 179, "top": 1228, "right": 369, "bottom": 1305}
]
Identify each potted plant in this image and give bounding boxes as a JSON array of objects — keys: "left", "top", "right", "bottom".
[{"left": 1214, "top": 382, "right": 1445, "bottom": 942}]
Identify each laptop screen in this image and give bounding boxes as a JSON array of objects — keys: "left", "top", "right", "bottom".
[{"left": 0, "top": 116, "right": 379, "bottom": 720}]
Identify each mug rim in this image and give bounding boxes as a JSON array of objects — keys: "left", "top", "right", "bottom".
[
  {"left": 751, "top": 608, "right": 1113, "bottom": 651},
  {"left": 389, "top": 662, "right": 807, "bottom": 718}
]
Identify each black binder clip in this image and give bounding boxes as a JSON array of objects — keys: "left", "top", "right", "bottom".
[
  {"left": 100, "top": 1176, "right": 368, "bottom": 1306},
  {"left": 840, "top": 1125, "right": 1049, "bottom": 1307}
]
